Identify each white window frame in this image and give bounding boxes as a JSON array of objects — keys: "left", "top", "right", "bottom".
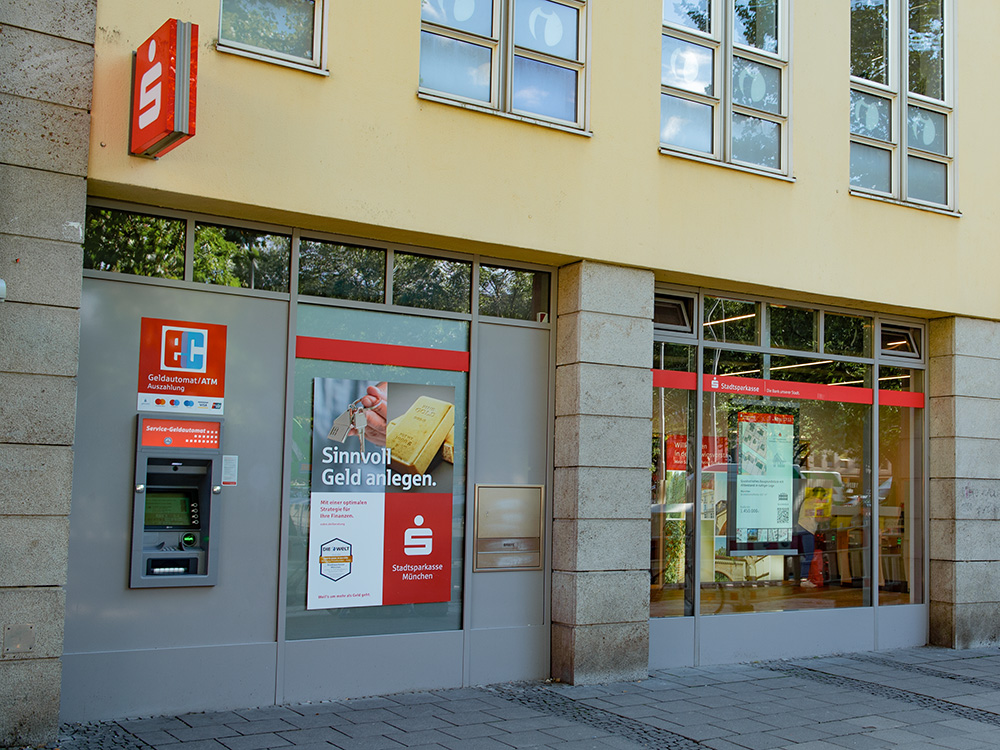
[
  {"left": 850, "top": 0, "right": 955, "bottom": 210},
  {"left": 217, "top": 0, "right": 328, "bottom": 74},
  {"left": 419, "top": 0, "right": 590, "bottom": 132},
  {"left": 660, "top": 0, "right": 791, "bottom": 177}
]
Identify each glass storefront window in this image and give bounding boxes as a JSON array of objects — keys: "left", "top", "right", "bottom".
[
  {"left": 478, "top": 265, "right": 550, "bottom": 321},
  {"left": 700, "top": 353, "right": 872, "bottom": 614},
  {"left": 286, "top": 303, "right": 469, "bottom": 639},
  {"left": 769, "top": 304, "right": 817, "bottom": 352},
  {"left": 704, "top": 296, "right": 758, "bottom": 345},
  {"left": 651, "top": 343, "right": 697, "bottom": 618},
  {"left": 298, "top": 240, "right": 385, "bottom": 303},
  {"left": 83, "top": 206, "right": 186, "bottom": 279},
  {"left": 825, "top": 312, "right": 873, "bottom": 358},
  {"left": 878, "top": 367, "right": 925, "bottom": 605},
  {"left": 193, "top": 223, "right": 291, "bottom": 292},
  {"left": 393, "top": 252, "right": 472, "bottom": 313}
]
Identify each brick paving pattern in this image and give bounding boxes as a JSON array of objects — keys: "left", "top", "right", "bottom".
[{"left": 20, "top": 647, "right": 1000, "bottom": 750}]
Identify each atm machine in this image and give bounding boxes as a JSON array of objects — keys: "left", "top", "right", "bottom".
[{"left": 130, "top": 414, "right": 223, "bottom": 587}]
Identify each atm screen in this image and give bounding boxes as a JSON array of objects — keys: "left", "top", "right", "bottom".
[{"left": 144, "top": 490, "right": 197, "bottom": 529}]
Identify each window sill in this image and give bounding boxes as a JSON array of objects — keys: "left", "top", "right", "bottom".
[
  {"left": 849, "top": 189, "right": 961, "bottom": 217},
  {"left": 215, "top": 44, "right": 329, "bottom": 76},
  {"left": 659, "top": 147, "right": 795, "bottom": 183},
  {"left": 417, "top": 91, "right": 592, "bottom": 137}
]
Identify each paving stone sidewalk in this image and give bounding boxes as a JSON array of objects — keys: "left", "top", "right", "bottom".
[{"left": 31, "top": 647, "right": 1000, "bottom": 750}]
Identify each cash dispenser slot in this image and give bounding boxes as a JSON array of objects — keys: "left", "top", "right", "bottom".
[{"left": 130, "top": 416, "right": 223, "bottom": 588}]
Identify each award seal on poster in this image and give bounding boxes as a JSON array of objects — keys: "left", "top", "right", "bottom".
[{"left": 319, "top": 538, "right": 352, "bottom": 582}]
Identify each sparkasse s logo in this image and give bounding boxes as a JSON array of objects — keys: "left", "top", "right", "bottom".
[
  {"left": 161, "top": 326, "right": 208, "bottom": 372},
  {"left": 129, "top": 19, "right": 198, "bottom": 158}
]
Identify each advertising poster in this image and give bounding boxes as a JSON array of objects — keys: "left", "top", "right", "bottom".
[
  {"left": 732, "top": 412, "right": 795, "bottom": 553},
  {"left": 307, "top": 378, "right": 454, "bottom": 610},
  {"left": 137, "top": 317, "right": 227, "bottom": 414},
  {"left": 664, "top": 435, "right": 729, "bottom": 471}
]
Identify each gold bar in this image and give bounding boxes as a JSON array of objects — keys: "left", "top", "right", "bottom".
[
  {"left": 387, "top": 396, "right": 454, "bottom": 475},
  {"left": 442, "top": 426, "right": 455, "bottom": 464}
]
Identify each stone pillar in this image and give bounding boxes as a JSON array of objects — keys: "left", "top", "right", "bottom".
[
  {"left": 551, "top": 261, "right": 653, "bottom": 683},
  {"left": 0, "top": 2, "right": 94, "bottom": 743},
  {"left": 928, "top": 317, "right": 1000, "bottom": 648}
]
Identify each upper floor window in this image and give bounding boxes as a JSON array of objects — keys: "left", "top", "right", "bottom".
[
  {"left": 218, "top": 0, "right": 326, "bottom": 71},
  {"left": 661, "top": 0, "right": 790, "bottom": 175},
  {"left": 419, "top": 0, "right": 589, "bottom": 130},
  {"left": 850, "top": 0, "right": 953, "bottom": 209}
]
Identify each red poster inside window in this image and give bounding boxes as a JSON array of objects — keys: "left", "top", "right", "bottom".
[
  {"left": 381, "top": 493, "right": 453, "bottom": 606},
  {"left": 665, "top": 435, "right": 730, "bottom": 470}
]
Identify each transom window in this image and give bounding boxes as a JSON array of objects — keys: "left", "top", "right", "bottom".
[
  {"left": 218, "top": 0, "right": 326, "bottom": 71},
  {"left": 850, "top": 0, "right": 954, "bottom": 208},
  {"left": 660, "top": 0, "right": 790, "bottom": 174},
  {"left": 83, "top": 202, "right": 551, "bottom": 322},
  {"left": 419, "top": 0, "right": 589, "bottom": 129}
]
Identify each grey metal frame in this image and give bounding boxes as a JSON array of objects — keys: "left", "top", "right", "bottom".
[
  {"left": 79, "top": 198, "right": 557, "bottom": 707},
  {"left": 650, "top": 283, "right": 928, "bottom": 666}
]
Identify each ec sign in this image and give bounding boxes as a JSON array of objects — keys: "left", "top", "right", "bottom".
[
  {"left": 137, "top": 317, "right": 227, "bottom": 415},
  {"left": 130, "top": 19, "right": 198, "bottom": 158},
  {"left": 161, "top": 326, "right": 209, "bottom": 373}
]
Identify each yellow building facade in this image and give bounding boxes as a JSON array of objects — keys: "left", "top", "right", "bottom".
[{"left": 4, "top": 0, "right": 999, "bottom": 743}]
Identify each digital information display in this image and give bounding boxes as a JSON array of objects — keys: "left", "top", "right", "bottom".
[{"left": 144, "top": 491, "right": 195, "bottom": 529}]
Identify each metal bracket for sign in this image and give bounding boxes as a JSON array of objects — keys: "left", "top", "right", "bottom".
[{"left": 473, "top": 485, "right": 544, "bottom": 572}]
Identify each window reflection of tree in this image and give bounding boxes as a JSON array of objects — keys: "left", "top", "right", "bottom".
[
  {"left": 84, "top": 207, "right": 186, "bottom": 279},
  {"left": 193, "top": 224, "right": 291, "bottom": 292},
  {"left": 393, "top": 253, "right": 472, "bottom": 313},
  {"left": 851, "top": 0, "right": 889, "bottom": 84},
  {"left": 221, "top": 0, "right": 316, "bottom": 60},
  {"left": 734, "top": 0, "right": 778, "bottom": 54},
  {"left": 298, "top": 241, "right": 385, "bottom": 303}
]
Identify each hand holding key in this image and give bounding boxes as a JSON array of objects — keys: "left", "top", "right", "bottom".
[{"left": 355, "top": 382, "right": 388, "bottom": 447}]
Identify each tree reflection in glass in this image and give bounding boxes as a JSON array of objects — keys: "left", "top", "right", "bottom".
[
  {"left": 194, "top": 224, "right": 291, "bottom": 292},
  {"left": 221, "top": 0, "right": 316, "bottom": 60},
  {"left": 732, "top": 114, "right": 779, "bottom": 169},
  {"left": 733, "top": 0, "right": 778, "bottom": 54},
  {"left": 663, "top": 0, "right": 710, "bottom": 33},
  {"left": 393, "top": 252, "right": 471, "bottom": 313},
  {"left": 850, "top": 0, "right": 889, "bottom": 85},
  {"left": 908, "top": 0, "right": 944, "bottom": 100},
  {"left": 84, "top": 207, "right": 186, "bottom": 280},
  {"left": 298, "top": 240, "right": 385, "bottom": 303}
]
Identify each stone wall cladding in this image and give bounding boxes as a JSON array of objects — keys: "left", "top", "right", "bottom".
[
  {"left": 0, "top": 7, "right": 94, "bottom": 747},
  {"left": 551, "top": 262, "right": 653, "bottom": 684},
  {"left": 928, "top": 317, "right": 1000, "bottom": 649}
]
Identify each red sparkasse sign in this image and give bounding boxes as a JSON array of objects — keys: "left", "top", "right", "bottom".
[
  {"left": 381, "top": 493, "right": 452, "bottom": 606},
  {"left": 130, "top": 19, "right": 198, "bottom": 158},
  {"left": 137, "top": 317, "right": 227, "bottom": 414}
]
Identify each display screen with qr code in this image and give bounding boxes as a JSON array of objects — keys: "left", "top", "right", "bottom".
[{"left": 729, "top": 409, "right": 798, "bottom": 556}]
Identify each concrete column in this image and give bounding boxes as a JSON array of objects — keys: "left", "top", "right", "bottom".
[
  {"left": 552, "top": 261, "right": 653, "bottom": 683},
  {"left": 0, "top": 2, "right": 94, "bottom": 744},
  {"left": 928, "top": 317, "right": 1000, "bottom": 648}
]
